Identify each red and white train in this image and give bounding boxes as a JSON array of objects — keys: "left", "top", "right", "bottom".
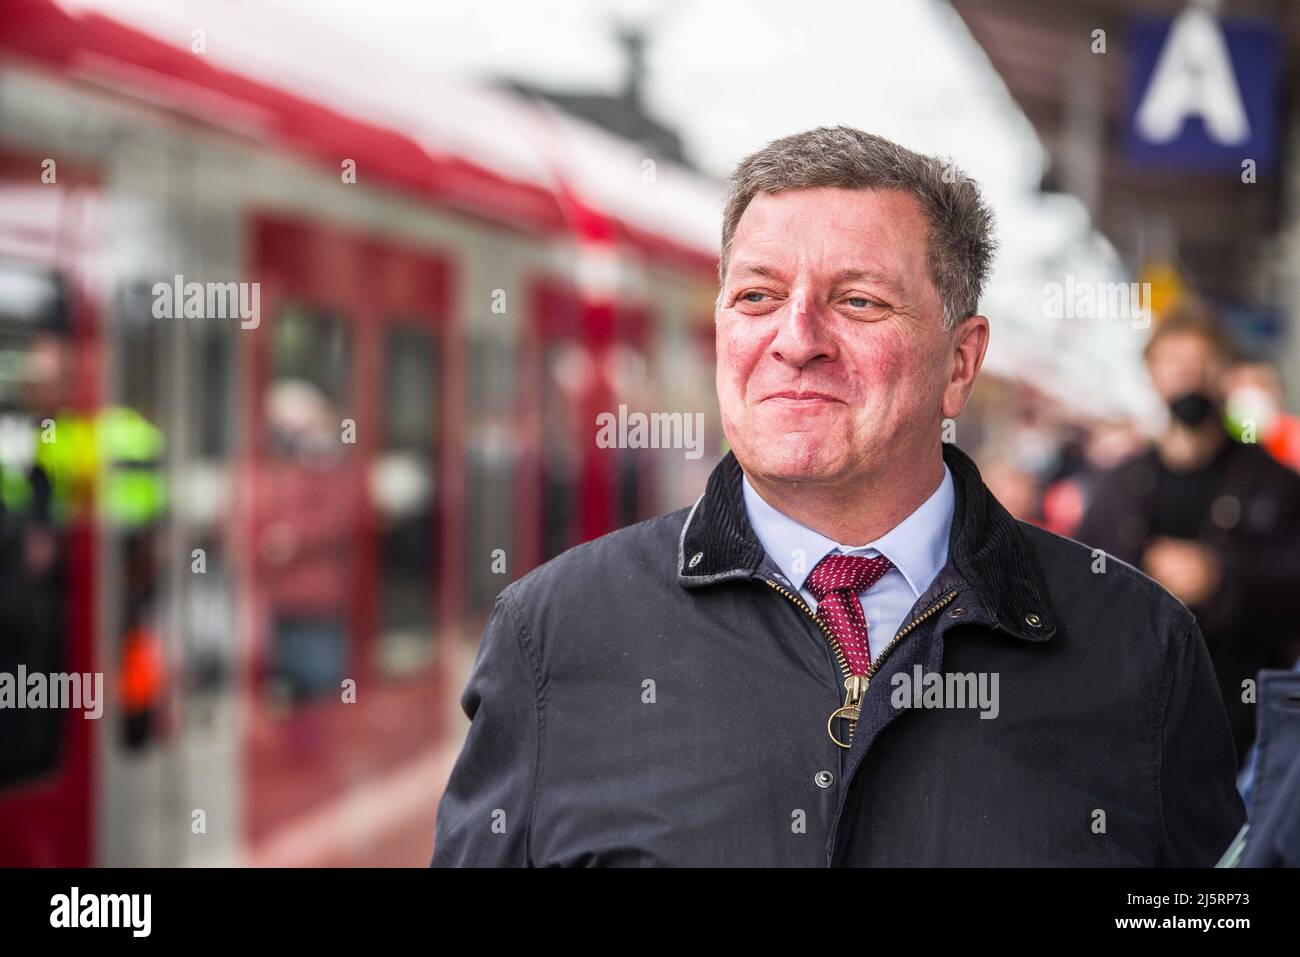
[{"left": 0, "top": 0, "right": 723, "bottom": 865}]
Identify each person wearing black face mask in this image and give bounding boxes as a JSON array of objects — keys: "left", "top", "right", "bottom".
[
  {"left": 1167, "top": 389, "right": 1217, "bottom": 428},
  {"left": 1076, "top": 299, "right": 1300, "bottom": 768}
]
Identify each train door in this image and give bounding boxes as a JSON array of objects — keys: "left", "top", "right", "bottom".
[
  {"left": 0, "top": 151, "right": 102, "bottom": 865},
  {"left": 244, "top": 216, "right": 452, "bottom": 865}
]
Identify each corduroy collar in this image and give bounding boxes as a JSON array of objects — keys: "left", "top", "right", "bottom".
[{"left": 676, "top": 442, "right": 1057, "bottom": 643}]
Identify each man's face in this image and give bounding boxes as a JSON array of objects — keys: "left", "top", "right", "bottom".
[
  {"left": 715, "top": 186, "right": 965, "bottom": 488},
  {"left": 1145, "top": 331, "right": 1227, "bottom": 403}
]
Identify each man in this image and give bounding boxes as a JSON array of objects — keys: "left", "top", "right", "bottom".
[
  {"left": 1076, "top": 301, "right": 1300, "bottom": 767},
  {"left": 432, "top": 126, "right": 1244, "bottom": 867}
]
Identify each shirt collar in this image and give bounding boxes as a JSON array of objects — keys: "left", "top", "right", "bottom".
[
  {"left": 741, "top": 463, "right": 955, "bottom": 600},
  {"left": 678, "top": 445, "right": 1057, "bottom": 643}
]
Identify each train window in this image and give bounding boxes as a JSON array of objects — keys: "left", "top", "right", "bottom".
[
  {"left": 169, "top": 323, "right": 237, "bottom": 711},
  {"left": 183, "top": 533, "right": 233, "bottom": 700},
  {"left": 464, "top": 330, "right": 517, "bottom": 616},
  {"left": 374, "top": 325, "right": 439, "bottom": 676},
  {"left": 605, "top": 342, "right": 651, "bottom": 530},
  {"left": 0, "top": 261, "right": 67, "bottom": 331},
  {"left": 270, "top": 307, "right": 350, "bottom": 417},
  {"left": 540, "top": 341, "right": 586, "bottom": 560},
  {"left": 0, "top": 264, "right": 67, "bottom": 411},
  {"left": 195, "top": 324, "right": 234, "bottom": 458},
  {"left": 112, "top": 282, "right": 171, "bottom": 750},
  {"left": 259, "top": 306, "right": 354, "bottom": 709}
]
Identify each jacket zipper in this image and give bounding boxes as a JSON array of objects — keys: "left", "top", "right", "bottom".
[{"left": 765, "top": 579, "right": 960, "bottom": 748}]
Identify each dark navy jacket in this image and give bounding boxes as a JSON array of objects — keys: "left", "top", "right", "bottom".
[{"left": 431, "top": 442, "right": 1245, "bottom": 866}]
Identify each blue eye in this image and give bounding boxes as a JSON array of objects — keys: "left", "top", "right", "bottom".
[
  {"left": 741, "top": 291, "right": 766, "bottom": 302},
  {"left": 846, "top": 297, "right": 872, "bottom": 308}
]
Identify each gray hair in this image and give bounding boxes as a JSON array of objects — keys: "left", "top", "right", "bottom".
[{"left": 717, "top": 126, "right": 997, "bottom": 333}]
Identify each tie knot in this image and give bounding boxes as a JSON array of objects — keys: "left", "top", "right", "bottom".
[{"left": 805, "top": 552, "right": 894, "bottom": 602}]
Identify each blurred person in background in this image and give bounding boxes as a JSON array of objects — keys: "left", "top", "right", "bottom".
[
  {"left": 1223, "top": 355, "right": 1300, "bottom": 474},
  {"left": 1075, "top": 299, "right": 1300, "bottom": 766},
  {"left": 976, "top": 403, "right": 1075, "bottom": 529},
  {"left": 257, "top": 379, "right": 354, "bottom": 709},
  {"left": 979, "top": 409, "right": 1091, "bottom": 534},
  {"left": 980, "top": 453, "right": 1041, "bottom": 524},
  {"left": 1, "top": 332, "right": 170, "bottom": 751},
  {"left": 1042, "top": 418, "right": 1146, "bottom": 539}
]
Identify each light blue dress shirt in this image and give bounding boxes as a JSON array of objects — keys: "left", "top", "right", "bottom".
[{"left": 742, "top": 464, "right": 955, "bottom": 660}]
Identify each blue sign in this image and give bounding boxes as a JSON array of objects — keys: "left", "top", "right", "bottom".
[{"left": 1126, "top": 9, "right": 1279, "bottom": 172}]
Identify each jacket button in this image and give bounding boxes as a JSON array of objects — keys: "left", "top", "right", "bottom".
[
  {"left": 688, "top": 551, "right": 703, "bottom": 568},
  {"left": 948, "top": 606, "right": 965, "bottom": 618},
  {"left": 814, "top": 770, "right": 834, "bottom": 788},
  {"left": 1025, "top": 612, "right": 1042, "bottom": 628}
]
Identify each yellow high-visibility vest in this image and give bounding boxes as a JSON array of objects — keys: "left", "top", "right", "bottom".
[{"left": 8, "top": 407, "right": 169, "bottom": 525}]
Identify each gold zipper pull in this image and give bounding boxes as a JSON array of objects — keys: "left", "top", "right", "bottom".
[
  {"left": 844, "top": 673, "right": 867, "bottom": 707},
  {"left": 827, "top": 674, "right": 867, "bottom": 748}
]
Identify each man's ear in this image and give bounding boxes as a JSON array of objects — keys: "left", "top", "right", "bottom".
[{"left": 941, "top": 314, "right": 989, "bottom": 420}]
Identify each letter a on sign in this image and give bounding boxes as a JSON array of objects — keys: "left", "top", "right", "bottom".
[
  {"left": 1126, "top": 7, "right": 1279, "bottom": 172},
  {"left": 1135, "top": 7, "right": 1249, "bottom": 145}
]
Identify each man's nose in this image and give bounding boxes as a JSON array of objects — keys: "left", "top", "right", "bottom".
[{"left": 770, "top": 290, "right": 834, "bottom": 367}]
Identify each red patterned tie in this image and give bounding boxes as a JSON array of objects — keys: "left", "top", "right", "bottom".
[{"left": 805, "top": 552, "right": 894, "bottom": 675}]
